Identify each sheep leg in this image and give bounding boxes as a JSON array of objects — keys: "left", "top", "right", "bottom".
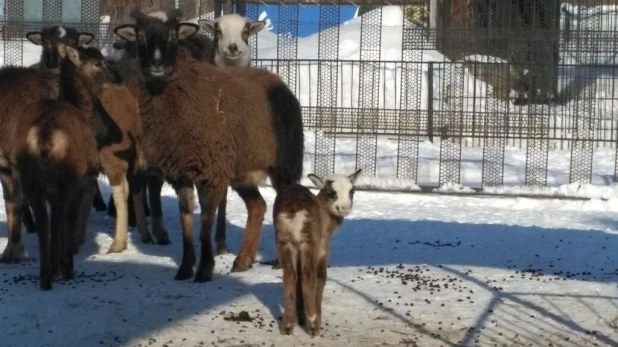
[
  {"left": 214, "top": 189, "right": 230, "bottom": 255},
  {"left": 57, "top": 185, "right": 82, "bottom": 281},
  {"left": 30, "top": 195, "right": 52, "bottom": 290},
  {"left": 174, "top": 181, "right": 198, "bottom": 281},
  {"left": 300, "top": 247, "right": 319, "bottom": 336},
  {"left": 278, "top": 242, "right": 298, "bottom": 335},
  {"left": 129, "top": 171, "right": 156, "bottom": 245},
  {"left": 22, "top": 204, "right": 37, "bottom": 234},
  {"left": 107, "top": 174, "right": 132, "bottom": 253},
  {"left": 194, "top": 182, "right": 226, "bottom": 283},
  {"left": 147, "top": 174, "right": 169, "bottom": 245},
  {"left": 0, "top": 171, "right": 24, "bottom": 263},
  {"left": 70, "top": 177, "right": 97, "bottom": 255},
  {"left": 315, "top": 255, "right": 328, "bottom": 334},
  {"left": 91, "top": 181, "right": 107, "bottom": 212},
  {"left": 230, "top": 185, "right": 266, "bottom": 273}
]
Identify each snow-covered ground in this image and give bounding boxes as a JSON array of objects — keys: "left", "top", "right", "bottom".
[{"left": 1, "top": 180, "right": 617, "bottom": 347}]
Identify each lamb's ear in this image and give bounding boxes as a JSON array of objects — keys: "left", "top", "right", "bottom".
[
  {"left": 198, "top": 19, "right": 216, "bottom": 34},
  {"left": 348, "top": 169, "right": 362, "bottom": 184},
  {"left": 64, "top": 46, "right": 82, "bottom": 67},
  {"left": 26, "top": 32, "right": 43, "bottom": 45},
  {"left": 177, "top": 23, "right": 199, "bottom": 40},
  {"left": 114, "top": 24, "right": 137, "bottom": 42},
  {"left": 249, "top": 20, "right": 266, "bottom": 35},
  {"left": 78, "top": 32, "right": 95, "bottom": 46},
  {"left": 308, "top": 174, "right": 325, "bottom": 189}
]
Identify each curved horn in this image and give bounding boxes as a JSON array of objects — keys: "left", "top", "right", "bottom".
[
  {"left": 167, "top": 8, "right": 183, "bottom": 21},
  {"left": 129, "top": 8, "right": 148, "bottom": 22}
]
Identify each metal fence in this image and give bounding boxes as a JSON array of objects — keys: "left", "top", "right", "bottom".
[{"left": 2, "top": 0, "right": 618, "bottom": 191}]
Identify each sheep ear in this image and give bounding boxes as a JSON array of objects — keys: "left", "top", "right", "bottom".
[
  {"left": 26, "top": 32, "right": 43, "bottom": 45},
  {"left": 307, "top": 174, "right": 325, "bottom": 189},
  {"left": 64, "top": 46, "right": 82, "bottom": 67},
  {"left": 348, "top": 169, "right": 362, "bottom": 184},
  {"left": 78, "top": 32, "right": 95, "bottom": 46},
  {"left": 198, "top": 19, "right": 216, "bottom": 34},
  {"left": 249, "top": 21, "right": 266, "bottom": 35},
  {"left": 57, "top": 43, "right": 67, "bottom": 58},
  {"left": 114, "top": 25, "right": 137, "bottom": 42},
  {"left": 177, "top": 23, "right": 199, "bottom": 40}
]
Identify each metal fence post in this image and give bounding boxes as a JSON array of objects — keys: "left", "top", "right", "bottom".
[{"left": 427, "top": 62, "right": 434, "bottom": 143}]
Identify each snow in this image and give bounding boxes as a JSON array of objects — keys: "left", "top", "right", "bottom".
[
  {"left": 1, "top": 5, "right": 618, "bottom": 346},
  {"left": 1, "top": 182, "right": 618, "bottom": 346}
]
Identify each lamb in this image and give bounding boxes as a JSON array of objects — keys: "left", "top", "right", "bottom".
[
  {"left": 112, "top": 8, "right": 304, "bottom": 281},
  {"left": 273, "top": 169, "right": 361, "bottom": 335}
]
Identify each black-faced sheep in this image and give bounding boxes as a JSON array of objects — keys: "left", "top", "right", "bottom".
[
  {"left": 113, "top": 8, "right": 304, "bottom": 282},
  {"left": 273, "top": 169, "right": 361, "bottom": 335}
]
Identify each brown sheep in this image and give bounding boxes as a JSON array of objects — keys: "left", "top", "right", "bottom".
[
  {"left": 26, "top": 25, "right": 109, "bottom": 213},
  {"left": 0, "top": 66, "right": 60, "bottom": 263},
  {"left": 273, "top": 169, "right": 361, "bottom": 335},
  {"left": 113, "top": 8, "right": 304, "bottom": 282}
]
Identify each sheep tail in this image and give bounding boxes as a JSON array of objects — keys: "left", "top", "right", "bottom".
[{"left": 267, "top": 81, "right": 305, "bottom": 193}]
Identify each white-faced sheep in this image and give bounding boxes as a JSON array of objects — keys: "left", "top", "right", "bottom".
[
  {"left": 273, "top": 169, "right": 362, "bottom": 335},
  {"left": 113, "top": 8, "right": 304, "bottom": 282},
  {"left": 198, "top": 13, "right": 265, "bottom": 68}
]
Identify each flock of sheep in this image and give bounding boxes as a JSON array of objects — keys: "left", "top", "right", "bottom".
[{"left": 0, "top": 8, "right": 363, "bottom": 336}]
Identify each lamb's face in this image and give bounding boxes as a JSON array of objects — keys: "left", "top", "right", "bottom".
[
  {"left": 199, "top": 14, "right": 265, "bottom": 67},
  {"left": 309, "top": 169, "right": 362, "bottom": 218},
  {"left": 114, "top": 9, "right": 199, "bottom": 93},
  {"left": 26, "top": 25, "right": 94, "bottom": 69}
]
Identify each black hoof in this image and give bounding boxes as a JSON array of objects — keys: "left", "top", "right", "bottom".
[
  {"left": 174, "top": 267, "right": 193, "bottom": 281},
  {"left": 271, "top": 259, "right": 281, "bottom": 270},
  {"left": 40, "top": 278, "right": 52, "bottom": 291},
  {"left": 157, "top": 239, "right": 171, "bottom": 246},
  {"left": 140, "top": 237, "right": 155, "bottom": 245},
  {"left": 193, "top": 274, "right": 213, "bottom": 283}
]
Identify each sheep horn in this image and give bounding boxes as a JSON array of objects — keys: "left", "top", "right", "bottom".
[
  {"left": 129, "top": 8, "right": 148, "bottom": 22},
  {"left": 167, "top": 8, "right": 183, "bottom": 21}
]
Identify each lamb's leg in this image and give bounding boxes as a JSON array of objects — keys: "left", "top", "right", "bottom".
[
  {"left": 214, "top": 189, "right": 230, "bottom": 255},
  {"left": 22, "top": 204, "right": 37, "bottom": 234},
  {"left": 300, "top": 248, "right": 319, "bottom": 336},
  {"left": 0, "top": 172, "right": 24, "bottom": 263},
  {"left": 129, "top": 171, "right": 156, "bottom": 245},
  {"left": 230, "top": 185, "right": 266, "bottom": 273},
  {"left": 194, "top": 182, "right": 226, "bottom": 282},
  {"left": 107, "top": 174, "right": 132, "bottom": 253},
  {"left": 30, "top": 196, "right": 51, "bottom": 290},
  {"left": 147, "top": 174, "right": 169, "bottom": 245},
  {"left": 315, "top": 255, "right": 328, "bottom": 332},
  {"left": 91, "top": 181, "right": 107, "bottom": 212},
  {"left": 278, "top": 242, "right": 298, "bottom": 335},
  {"left": 174, "top": 181, "right": 197, "bottom": 281}
]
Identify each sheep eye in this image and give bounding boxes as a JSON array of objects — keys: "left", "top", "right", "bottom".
[
  {"left": 94, "top": 62, "right": 103, "bottom": 68},
  {"left": 215, "top": 30, "right": 222, "bottom": 36}
]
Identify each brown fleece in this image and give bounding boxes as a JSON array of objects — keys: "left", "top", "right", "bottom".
[{"left": 137, "top": 48, "right": 278, "bottom": 188}]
